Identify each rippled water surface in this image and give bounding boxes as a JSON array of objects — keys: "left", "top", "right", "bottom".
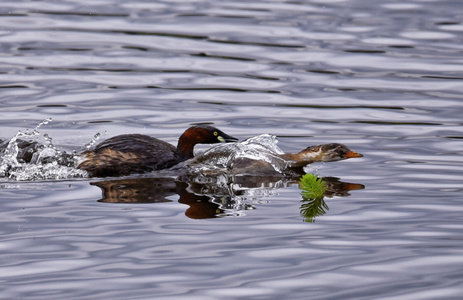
[{"left": 1, "top": 1, "right": 463, "bottom": 299}]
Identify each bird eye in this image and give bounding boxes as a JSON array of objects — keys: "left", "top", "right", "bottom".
[{"left": 214, "top": 131, "right": 218, "bottom": 136}]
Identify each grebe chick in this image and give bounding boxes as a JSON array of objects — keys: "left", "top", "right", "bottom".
[
  {"left": 230, "top": 143, "right": 363, "bottom": 175},
  {"left": 78, "top": 125, "right": 238, "bottom": 177},
  {"left": 188, "top": 140, "right": 362, "bottom": 175},
  {"left": 281, "top": 143, "right": 363, "bottom": 168},
  {"left": 232, "top": 143, "right": 362, "bottom": 174}
]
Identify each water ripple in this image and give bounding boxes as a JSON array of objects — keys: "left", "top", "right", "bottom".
[{"left": 2, "top": 0, "right": 463, "bottom": 299}]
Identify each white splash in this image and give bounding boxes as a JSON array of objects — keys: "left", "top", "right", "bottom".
[
  {"left": 0, "top": 119, "right": 90, "bottom": 181},
  {"left": 188, "top": 134, "right": 293, "bottom": 174}
]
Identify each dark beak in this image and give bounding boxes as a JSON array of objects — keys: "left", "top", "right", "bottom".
[
  {"left": 343, "top": 150, "right": 363, "bottom": 158},
  {"left": 218, "top": 132, "right": 239, "bottom": 143}
]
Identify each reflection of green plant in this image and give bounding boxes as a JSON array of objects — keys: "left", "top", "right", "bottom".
[{"left": 299, "top": 174, "right": 329, "bottom": 223}]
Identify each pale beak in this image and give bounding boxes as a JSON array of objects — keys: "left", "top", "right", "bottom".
[{"left": 218, "top": 133, "right": 239, "bottom": 143}]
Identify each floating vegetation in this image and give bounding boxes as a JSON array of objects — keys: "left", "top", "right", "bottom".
[
  {"left": 299, "top": 173, "right": 328, "bottom": 199},
  {"left": 299, "top": 174, "right": 328, "bottom": 222}
]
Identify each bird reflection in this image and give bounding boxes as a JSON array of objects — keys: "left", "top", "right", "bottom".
[{"left": 93, "top": 175, "right": 364, "bottom": 220}]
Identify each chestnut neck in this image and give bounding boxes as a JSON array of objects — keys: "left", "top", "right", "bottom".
[{"left": 176, "top": 129, "right": 202, "bottom": 160}]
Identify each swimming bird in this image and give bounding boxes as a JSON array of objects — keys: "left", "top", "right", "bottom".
[
  {"left": 185, "top": 135, "right": 363, "bottom": 176},
  {"left": 230, "top": 143, "right": 363, "bottom": 175},
  {"left": 78, "top": 125, "right": 238, "bottom": 177},
  {"left": 280, "top": 143, "right": 363, "bottom": 168}
]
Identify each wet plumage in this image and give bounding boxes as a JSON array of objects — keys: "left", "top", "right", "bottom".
[
  {"left": 78, "top": 125, "right": 238, "bottom": 177},
  {"left": 186, "top": 136, "right": 363, "bottom": 176}
]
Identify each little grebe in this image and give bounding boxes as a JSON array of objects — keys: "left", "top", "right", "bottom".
[
  {"left": 229, "top": 143, "right": 363, "bottom": 175},
  {"left": 187, "top": 137, "right": 363, "bottom": 175},
  {"left": 281, "top": 143, "right": 363, "bottom": 168},
  {"left": 78, "top": 125, "right": 238, "bottom": 177}
]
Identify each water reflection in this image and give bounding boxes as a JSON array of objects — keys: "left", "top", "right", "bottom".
[
  {"left": 299, "top": 176, "right": 364, "bottom": 223},
  {"left": 93, "top": 175, "right": 364, "bottom": 220}
]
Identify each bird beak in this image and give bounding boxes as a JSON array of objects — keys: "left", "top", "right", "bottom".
[
  {"left": 218, "top": 133, "right": 239, "bottom": 143},
  {"left": 343, "top": 150, "right": 363, "bottom": 158}
]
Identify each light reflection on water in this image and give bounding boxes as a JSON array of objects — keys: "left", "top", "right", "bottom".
[{"left": 1, "top": 0, "right": 463, "bottom": 299}]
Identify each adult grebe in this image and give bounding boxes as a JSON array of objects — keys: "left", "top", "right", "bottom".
[{"left": 78, "top": 125, "right": 238, "bottom": 177}]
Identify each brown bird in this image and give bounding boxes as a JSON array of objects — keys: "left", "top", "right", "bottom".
[{"left": 78, "top": 125, "right": 238, "bottom": 177}]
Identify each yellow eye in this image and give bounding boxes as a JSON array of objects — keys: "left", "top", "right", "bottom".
[{"left": 214, "top": 131, "right": 218, "bottom": 136}]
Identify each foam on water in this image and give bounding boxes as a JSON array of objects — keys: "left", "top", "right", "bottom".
[
  {"left": 0, "top": 119, "right": 89, "bottom": 181},
  {"left": 188, "top": 134, "right": 293, "bottom": 174}
]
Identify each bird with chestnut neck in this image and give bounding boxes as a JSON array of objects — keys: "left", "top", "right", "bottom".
[{"left": 78, "top": 125, "right": 238, "bottom": 177}]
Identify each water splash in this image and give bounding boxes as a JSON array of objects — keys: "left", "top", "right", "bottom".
[
  {"left": 187, "top": 134, "right": 294, "bottom": 174},
  {"left": 0, "top": 119, "right": 89, "bottom": 181},
  {"left": 84, "top": 132, "right": 101, "bottom": 150},
  {"left": 0, "top": 118, "right": 51, "bottom": 177}
]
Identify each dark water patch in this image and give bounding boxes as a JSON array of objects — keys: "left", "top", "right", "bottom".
[
  {"left": 343, "top": 49, "right": 386, "bottom": 54},
  {"left": 24, "top": 67, "right": 191, "bottom": 74},
  {"left": 308, "top": 69, "right": 340, "bottom": 74},
  {"left": 108, "top": 29, "right": 209, "bottom": 40},
  {"left": 244, "top": 74, "right": 281, "bottom": 81},
  {"left": 36, "top": 27, "right": 211, "bottom": 41},
  {"left": 140, "top": 86, "right": 281, "bottom": 93},
  {"left": 218, "top": 5, "right": 272, "bottom": 13},
  {"left": 88, "top": 120, "right": 113, "bottom": 124},
  {"left": 207, "top": 38, "right": 305, "bottom": 49},
  {"left": 32, "top": 10, "right": 130, "bottom": 18},
  {"left": 435, "top": 22, "right": 460, "bottom": 26},
  {"left": 336, "top": 88, "right": 359, "bottom": 92},
  {"left": 18, "top": 47, "right": 93, "bottom": 52},
  {"left": 200, "top": 101, "right": 405, "bottom": 111},
  {"left": 388, "top": 45, "right": 415, "bottom": 49},
  {"left": 422, "top": 75, "right": 463, "bottom": 80},
  {"left": 37, "top": 104, "right": 67, "bottom": 108},
  {"left": 178, "top": 13, "right": 256, "bottom": 20},
  {"left": 0, "top": 85, "right": 29, "bottom": 89},
  {"left": 353, "top": 120, "right": 442, "bottom": 126},
  {"left": 122, "top": 45, "right": 149, "bottom": 52},
  {"left": 290, "top": 104, "right": 405, "bottom": 110},
  {"left": 0, "top": 13, "right": 28, "bottom": 17},
  {"left": 191, "top": 52, "right": 257, "bottom": 62}
]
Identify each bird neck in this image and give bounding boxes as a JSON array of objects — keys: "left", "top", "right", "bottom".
[
  {"left": 176, "top": 129, "right": 201, "bottom": 160},
  {"left": 176, "top": 139, "right": 196, "bottom": 160},
  {"left": 279, "top": 146, "right": 326, "bottom": 167}
]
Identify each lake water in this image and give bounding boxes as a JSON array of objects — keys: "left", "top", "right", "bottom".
[{"left": 1, "top": 0, "right": 463, "bottom": 299}]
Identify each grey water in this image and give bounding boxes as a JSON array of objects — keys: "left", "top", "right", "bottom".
[{"left": 1, "top": 0, "right": 463, "bottom": 299}]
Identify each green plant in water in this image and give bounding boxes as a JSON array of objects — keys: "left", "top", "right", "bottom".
[
  {"left": 299, "top": 173, "right": 328, "bottom": 199},
  {"left": 299, "top": 174, "right": 329, "bottom": 223}
]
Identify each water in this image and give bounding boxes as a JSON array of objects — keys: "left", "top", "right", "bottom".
[
  {"left": 184, "top": 134, "right": 290, "bottom": 174},
  {"left": 1, "top": 0, "right": 463, "bottom": 299}
]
